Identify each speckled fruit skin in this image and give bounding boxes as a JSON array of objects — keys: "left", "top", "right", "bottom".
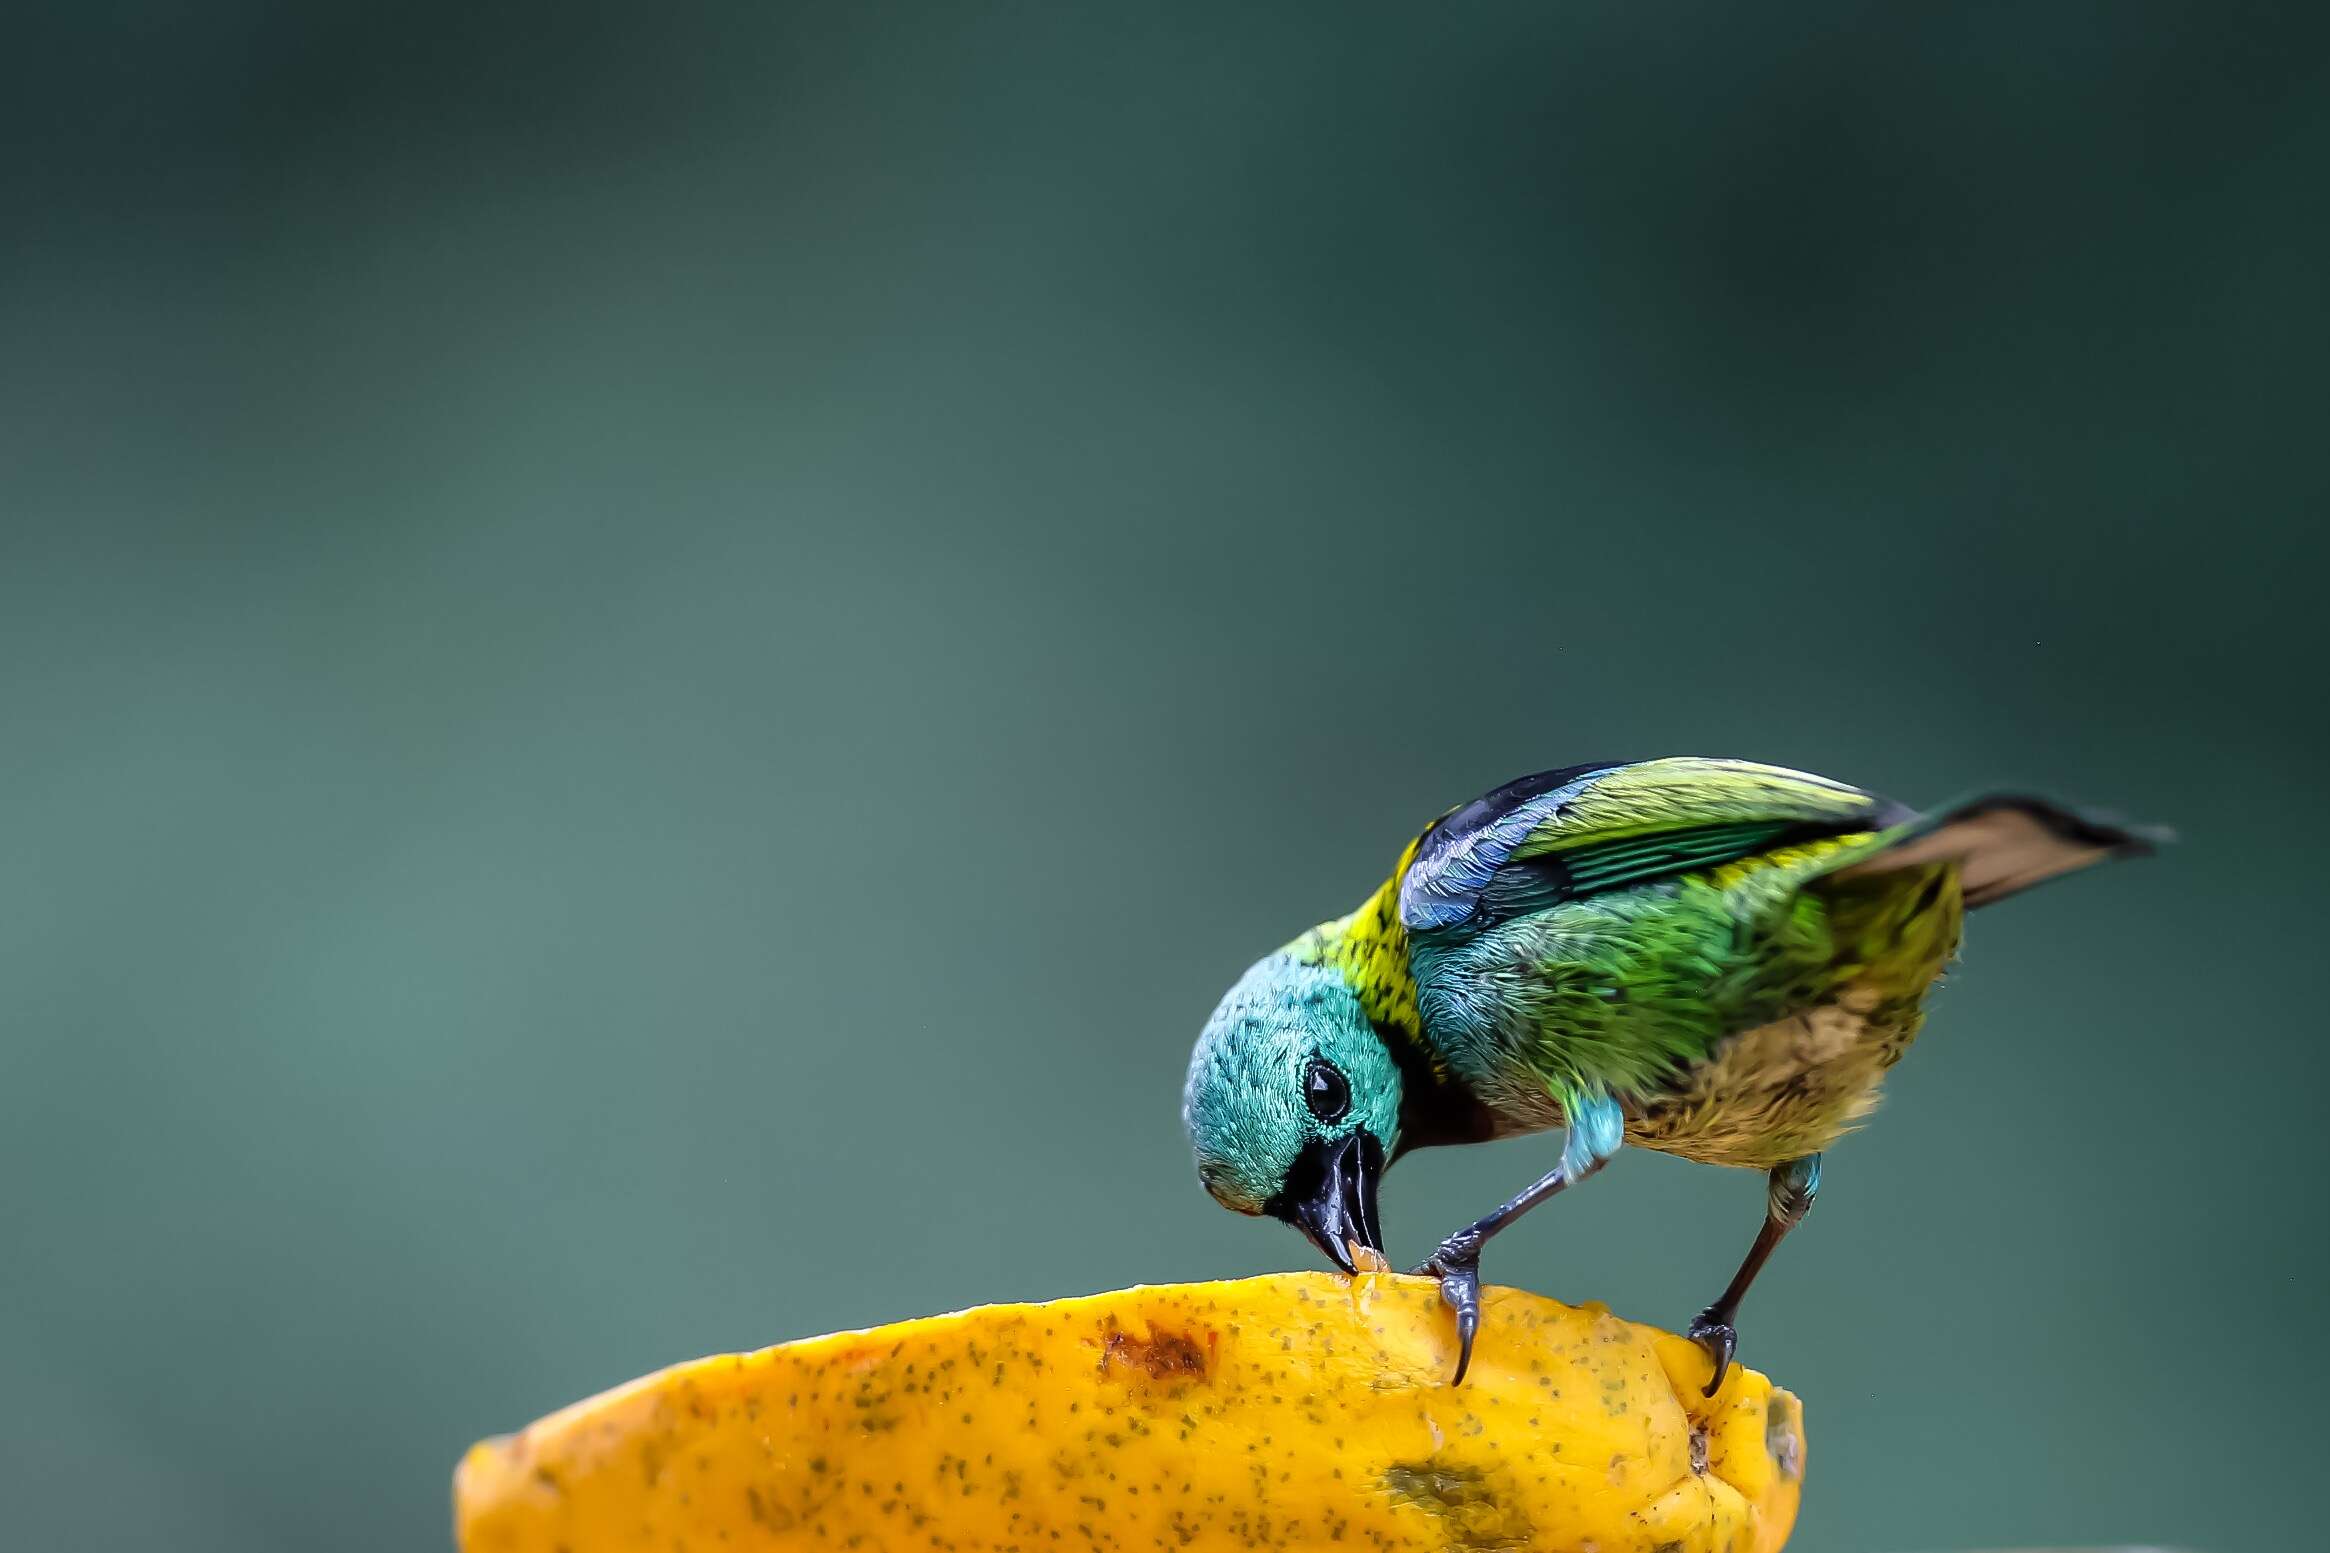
[{"left": 455, "top": 1272, "right": 1804, "bottom": 1553}]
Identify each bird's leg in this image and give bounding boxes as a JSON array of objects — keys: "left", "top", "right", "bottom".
[
  {"left": 1688, "top": 1153, "right": 1821, "bottom": 1396},
  {"left": 1412, "top": 1092, "right": 1624, "bottom": 1385}
]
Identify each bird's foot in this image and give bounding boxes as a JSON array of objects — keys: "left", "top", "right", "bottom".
[
  {"left": 1412, "top": 1231, "right": 1485, "bottom": 1385},
  {"left": 1686, "top": 1305, "right": 1738, "bottom": 1397}
]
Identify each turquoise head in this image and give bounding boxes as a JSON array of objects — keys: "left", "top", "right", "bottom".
[{"left": 1182, "top": 951, "right": 1400, "bottom": 1271}]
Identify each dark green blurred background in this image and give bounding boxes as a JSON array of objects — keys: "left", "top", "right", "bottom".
[{"left": 4, "top": 4, "right": 2323, "bottom": 1550}]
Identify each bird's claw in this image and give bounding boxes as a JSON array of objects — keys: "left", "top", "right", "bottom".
[
  {"left": 1686, "top": 1306, "right": 1737, "bottom": 1397},
  {"left": 1412, "top": 1235, "right": 1484, "bottom": 1385}
]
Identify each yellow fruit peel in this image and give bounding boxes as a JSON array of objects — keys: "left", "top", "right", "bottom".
[{"left": 456, "top": 1272, "right": 1803, "bottom": 1553}]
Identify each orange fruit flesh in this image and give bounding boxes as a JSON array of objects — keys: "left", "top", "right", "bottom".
[{"left": 456, "top": 1271, "right": 1803, "bottom": 1553}]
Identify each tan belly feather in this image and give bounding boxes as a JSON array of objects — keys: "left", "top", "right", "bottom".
[{"left": 1624, "top": 985, "right": 1923, "bottom": 1169}]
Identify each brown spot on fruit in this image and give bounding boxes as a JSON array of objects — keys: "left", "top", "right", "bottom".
[{"left": 1098, "top": 1321, "right": 1213, "bottom": 1381}]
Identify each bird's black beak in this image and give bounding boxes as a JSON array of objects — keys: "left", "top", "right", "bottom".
[{"left": 1266, "top": 1131, "right": 1385, "bottom": 1275}]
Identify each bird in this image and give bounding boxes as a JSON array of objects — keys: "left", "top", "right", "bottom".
[{"left": 1181, "top": 756, "right": 2160, "bottom": 1390}]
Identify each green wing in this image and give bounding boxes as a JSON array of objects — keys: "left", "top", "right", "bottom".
[
  {"left": 1397, "top": 757, "right": 1905, "bottom": 935},
  {"left": 1395, "top": 758, "right": 1913, "bottom": 1109}
]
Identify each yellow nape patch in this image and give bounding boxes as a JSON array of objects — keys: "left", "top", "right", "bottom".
[{"left": 1289, "top": 844, "right": 1423, "bottom": 1042}]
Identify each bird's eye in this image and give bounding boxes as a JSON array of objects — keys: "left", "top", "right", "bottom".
[{"left": 1302, "top": 1058, "right": 1350, "bottom": 1124}]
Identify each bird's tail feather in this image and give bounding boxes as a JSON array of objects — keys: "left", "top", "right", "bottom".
[{"left": 1828, "top": 794, "right": 2168, "bottom": 908}]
